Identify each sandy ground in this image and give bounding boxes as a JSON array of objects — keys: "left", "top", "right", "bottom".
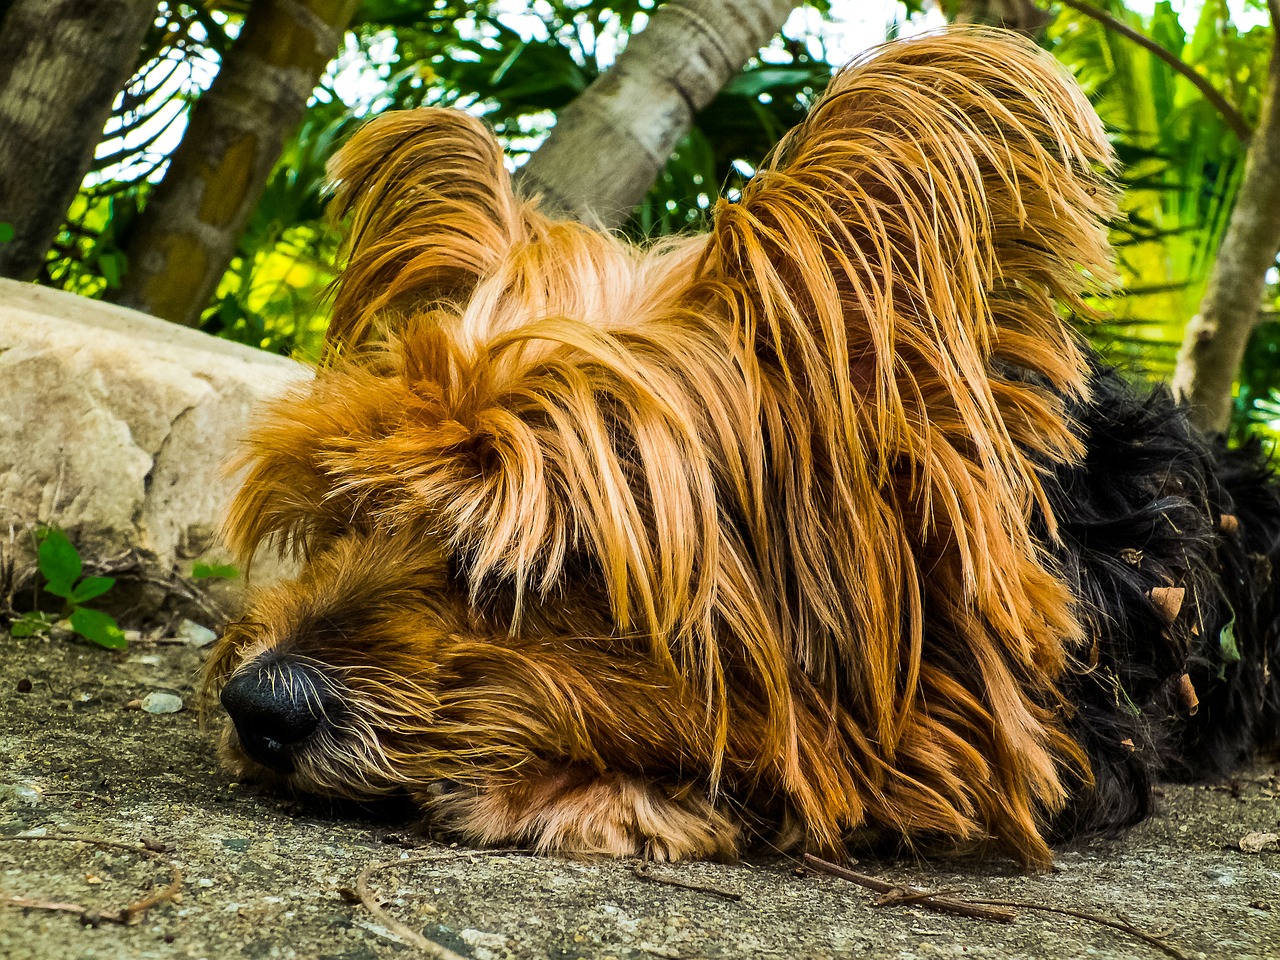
[{"left": 1, "top": 631, "right": 1278, "bottom": 960}]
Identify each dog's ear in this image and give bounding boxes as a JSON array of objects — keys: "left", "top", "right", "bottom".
[
  {"left": 704, "top": 29, "right": 1114, "bottom": 466},
  {"left": 325, "top": 109, "right": 525, "bottom": 351}
]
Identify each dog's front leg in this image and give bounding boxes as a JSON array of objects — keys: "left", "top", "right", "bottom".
[{"left": 413, "top": 763, "right": 740, "bottom": 861}]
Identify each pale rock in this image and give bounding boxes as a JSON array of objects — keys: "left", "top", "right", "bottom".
[
  {"left": 0, "top": 279, "right": 311, "bottom": 611},
  {"left": 176, "top": 618, "right": 218, "bottom": 647},
  {"left": 140, "top": 690, "right": 185, "bottom": 714}
]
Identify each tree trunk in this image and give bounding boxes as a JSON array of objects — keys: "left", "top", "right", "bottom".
[
  {"left": 949, "top": 0, "right": 1051, "bottom": 34},
  {"left": 1171, "top": 36, "right": 1280, "bottom": 434},
  {"left": 515, "top": 0, "right": 804, "bottom": 229},
  {"left": 0, "top": 0, "right": 157, "bottom": 281},
  {"left": 112, "top": 0, "right": 360, "bottom": 327}
]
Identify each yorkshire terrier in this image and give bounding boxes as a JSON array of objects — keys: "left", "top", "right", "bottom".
[{"left": 204, "top": 29, "right": 1280, "bottom": 867}]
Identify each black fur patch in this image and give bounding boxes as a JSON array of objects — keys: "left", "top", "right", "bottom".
[{"left": 1043, "top": 361, "right": 1280, "bottom": 841}]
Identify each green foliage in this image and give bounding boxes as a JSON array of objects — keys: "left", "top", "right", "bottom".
[
  {"left": 1218, "top": 611, "right": 1240, "bottom": 663},
  {"left": 0, "top": 221, "right": 13, "bottom": 243},
  {"left": 45, "top": 190, "right": 139, "bottom": 298},
  {"left": 10, "top": 612, "right": 54, "bottom": 639},
  {"left": 10, "top": 528, "right": 126, "bottom": 650},
  {"left": 1049, "top": 3, "right": 1243, "bottom": 370},
  {"left": 1047, "top": 1, "right": 1278, "bottom": 438},
  {"left": 200, "top": 97, "right": 353, "bottom": 358},
  {"left": 1234, "top": 315, "right": 1280, "bottom": 438}
]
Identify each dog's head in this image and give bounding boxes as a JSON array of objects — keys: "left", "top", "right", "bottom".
[{"left": 202, "top": 108, "right": 739, "bottom": 799}]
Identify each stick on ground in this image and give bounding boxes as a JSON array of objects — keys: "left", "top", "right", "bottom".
[
  {"left": 802, "top": 854, "right": 1016, "bottom": 923},
  {"left": 0, "top": 832, "right": 183, "bottom": 925},
  {"left": 803, "top": 853, "right": 1192, "bottom": 960}
]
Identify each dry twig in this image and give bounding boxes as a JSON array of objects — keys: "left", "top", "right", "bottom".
[
  {"left": 354, "top": 856, "right": 472, "bottom": 960},
  {"left": 802, "top": 854, "right": 1016, "bottom": 922},
  {"left": 0, "top": 832, "right": 182, "bottom": 925},
  {"left": 354, "top": 847, "right": 749, "bottom": 956},
  {"left": 631, "top": 862, "right": 743, "bottom": 902},
  {"left": 804, "top": 854, "right": 1192, "bottom": 960},
  {"left": 967, "top": 898, "right": 1192, "bottom": 960}
]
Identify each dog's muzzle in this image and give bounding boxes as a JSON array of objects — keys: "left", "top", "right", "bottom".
[{"left": 220, "top": 658, "right": 338, "bottom": 773}]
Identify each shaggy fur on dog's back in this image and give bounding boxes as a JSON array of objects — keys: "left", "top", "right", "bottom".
[{"left": 205, "top": 28, "right": 1280, "bottom": 869}]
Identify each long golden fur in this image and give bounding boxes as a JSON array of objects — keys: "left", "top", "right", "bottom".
[{"left": 205, "top": 29, "right": 1120, "bottom": 867}]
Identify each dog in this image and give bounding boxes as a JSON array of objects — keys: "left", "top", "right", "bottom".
[{"left": 203, "top": 28, "right": 1280, "bottom": 868}]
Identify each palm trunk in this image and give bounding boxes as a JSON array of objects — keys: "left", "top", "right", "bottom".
[
  {"left": 112, "top": 0, "right": 359, "bottom": 327},
  {"left": 515, "top": 0, "right": 804, "bottom": 229},
  {"left": 0, "top": 0, "right": 156, "bottom": 281},
  {"left": 1171, "top": 36, "right": 1280, "bottom": 433}
]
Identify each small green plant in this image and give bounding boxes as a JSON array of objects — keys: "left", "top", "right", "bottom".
[
  {"left": 191, "top": 561, "right": 238, "bottom": 581},
  {"left": 10, "top": 528, "right": 126, "bottom": 649}
]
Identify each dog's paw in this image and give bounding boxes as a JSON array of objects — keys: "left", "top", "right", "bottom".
[{"left": 416, "top": 767, "right": 739, "bottom": 861}]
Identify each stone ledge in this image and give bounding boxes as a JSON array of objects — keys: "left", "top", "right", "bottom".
[{"left": 0, "top": 278, "right": 310, "bottom": 617}]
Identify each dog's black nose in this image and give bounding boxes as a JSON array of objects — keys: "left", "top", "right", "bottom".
[{"left": 220, "top": 659, "right": 337, "bottom": 773}]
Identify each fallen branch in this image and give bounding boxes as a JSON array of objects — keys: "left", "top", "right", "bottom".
[
  {"left": 803, "top": 854, "right": 1192, "bottom": 960},
  {"left": 801, "top": 854, "right": 1016, "bottom": 923},
  {"left": 0, "top": 832, "right": 182, "bottom": 925},
  {"left": 354, "top": 856, "right": 471, "bottom": 960},
  {"left": 134, "top": 570, "right": 232, "bottom": 625},
  {"left": 3, "top": 895, "right": 93, "bottom": 917},
  {"left": 83, "top": 546, "right": 233, "bottom": 624},
  {"left": 41, "top": 789, "right": 115, "bottom": 805},
  {"left": 968, "top": 898, "right": 1191, "bottom": 960}
]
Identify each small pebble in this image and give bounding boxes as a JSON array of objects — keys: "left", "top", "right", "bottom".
[
  {"left": 141, "top": 691, "right": 184, "bottom": 714},
  {"left": 1202, "top": 867, "right": 1235, "bottom": 886},
  {"left": 13, "top": 783, "right": 41, "bottom": 804},
  {"left": 176, "top": 619, "right": 217, "bottom": 647}
]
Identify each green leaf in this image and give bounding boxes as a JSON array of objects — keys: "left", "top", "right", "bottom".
[
  {"left": 97, "top": 251, "right": 124, "bottom": 289},
  {"left": 38, "top": 529, "right": 82, "bottom": 596},
  {"left": 69, "top": 608, "right": 127, "bottom": 649},
  {"left": 1219, "top": 614, "right": 1241, "bottom": 663},
  {"left": 723, "top": 66, "right": 825, "bottom": 99},
  {"left": 1116, "top": 680, "right": 1142, "bottom": 718},
  {"left": 0, "top": 222, "right": 13, "bottom": 243},
  {"left": 11, "top": 611, "right": 53, "bottom": 638},
  {"left": 70, "top": 576, "right": 116, "bottom": 604},
  {"left": 192, "top": 561, "right": 239, "bottom": 580}
]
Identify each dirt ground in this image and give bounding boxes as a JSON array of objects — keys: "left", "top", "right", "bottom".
[{"left": 1, "top": 631, "right": 1277, "bottom": 960}]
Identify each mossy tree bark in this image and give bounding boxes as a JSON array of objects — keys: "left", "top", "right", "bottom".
[
  {"left": 515, "top": 0, "right": 804, "bottom": 230},
  {"left": 1171, "top": 30, "right": 1280, "bottom": 434},
  {"left": 0, "top": 0, "right": 157, "bottom": 281},
  {"left": 112, "top": 0, "right": 360, "bottom": 328}
]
